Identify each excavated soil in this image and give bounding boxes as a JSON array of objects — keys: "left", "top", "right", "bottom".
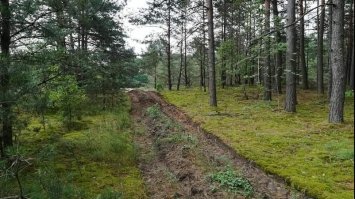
[{"left": 128, "top": 90, "right": 310, "bottom": 199}]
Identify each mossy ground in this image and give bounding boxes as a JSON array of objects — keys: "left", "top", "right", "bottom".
[
  {"left": 162, "top": 87, "right": 354, "bottom": 199},
  {"left": 0, "top": 96, "right": 147, "bottom": 198}
]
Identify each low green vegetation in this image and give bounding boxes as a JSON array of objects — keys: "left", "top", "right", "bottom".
[
  {"left": 143, "top": 104, "right": 255, "bottom": 197},
  {"left": 210, "top": 168, "right": 253, "bottom": 197},
  {"left": 162, "top": 87, "right": 354, "bottom": 199},
  {"left": 0, "top": 96, "right": 146, "bottom": 199}
]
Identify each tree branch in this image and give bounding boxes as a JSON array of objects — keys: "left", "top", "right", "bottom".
[
  {"left": 10, "top": 11, "right": 53, "bottom": 38},
  {"left": 250, "top": 3, "right": 333, "bottom": 46}
]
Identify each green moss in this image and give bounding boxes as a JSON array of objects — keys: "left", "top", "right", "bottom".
[
  {"left": 162, "top": 87, "right": 354, "bottom": 199},
  {"left": 1, "top": 96, "right": 147, "bottom": 199}
]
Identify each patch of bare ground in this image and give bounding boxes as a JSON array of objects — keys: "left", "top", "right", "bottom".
[{"left": 128, "top": 90, "right": 311, "bottom": 199}]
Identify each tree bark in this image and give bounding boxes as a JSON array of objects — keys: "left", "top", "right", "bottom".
[
  {"left": 285, "top": 0, "right": 297, "bottom": 112},
  {"left": 0, "top": 0, "right": 13, "bottom": 152},
  {"left": 184, "top": 16, "right": 188, "bottom": 87},
  {"left": 272, "top": 0, "right": 283, "bottom": 94},
  {"left": 199, "top": 1, "right": 204, "bottom": 89},
  {"left": 299, "top": 0, "right": 308, "bottom": 89},
  {"left": 329, "top": 0, "right": 345, "bottom": 123},
  {"left": 207, "top": 0, "right": 217, "bottom": 107},
  {"left": 264, "top": 0, "right": 272, "bottom": 101},
  {"left": 200, "top": 44, "right": 204, "bottom": 88},
  {"left": 177, "top": 25, "right": 184, "bottom": 91},
  {"left": 167, "top": 0, "right": 172, "bottom": 90},
  {"left": 317, "top": 0, "right": 325, "bottom": 94},
  {"left": 350, "top": 2, "right": 355, "bottom": 91},
  {"left": 350, "top": 38, "right": 354, "bottom": 90},
  {"left": 221, "top": 0, "right": 227, "bottom": 89},
  {"left": 327, "top": 0, "right": 333, "bottom": 99},
  {"left": 346, "top": 0, "right": 354, "bottom": 87},
  {"left": 56, "top": 0, "right": 66, "bottom": 49},
  {"left": 202, "top": 0, "right": 207, "bottom": 92}
]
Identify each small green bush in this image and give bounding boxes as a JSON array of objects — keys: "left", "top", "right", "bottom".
[
  {"left": 210, "top": 168, "right": 253, "bottom": 197},
  {"left": 38, "top": 169, "right": 64, "bottom": 199},
  {"left": 156, "top": 84, "right": 164, "bottom": 92},
  {"left": 49, "top": 75, "right": 87, "bottom": 130},
  {"left": 145, "top": 105, "right": 161, "bottom": 119},
  {"left": 345, "top": 90, "right": 354, "bottom": 97}
]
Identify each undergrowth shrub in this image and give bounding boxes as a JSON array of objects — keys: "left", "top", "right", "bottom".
[
  {"left": 1, "top": 93, "right": 142, "bottom": 198},
  {"left": 38, "top": 169, "right": 64, "bottom": 199},
  {"left": 145, "top": 104, "right": 161, "bottom": 119},
  {"left": 49, "top": 75, "right": 87, "bottom": 130},
  {"left": 36, "top": 167, "right": 88, "bottom": 199},
  {"left": 116, "top": 112, "right": 131, "bottom": 130},
  {"left": 345, "top": 90, "right": 354, "bottom": 97},
  {"left": 156, "top": 84, "right": 164, "bottom": 92},
  {"left": 57, "top": 111, "right": 135, "bottom": 164},
  {"left": 210, "top": 168, "right": 254, "bottom": 197},
  {"left": 37, "top": 144, "right": 57, "bottom": 162}
]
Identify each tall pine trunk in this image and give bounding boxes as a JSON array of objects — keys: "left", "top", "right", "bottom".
[
  {"left": 200, "top": 44, "right": 204, "bottom": 88},
  {"left": 207, "top": 0, "right": 217, "bottom": 106},
  {"left": 221, "top": 0, "right": 227, "bottom": 89},
  {"left": 317, "top": 0, "right": 325, "bottom": 94},
  {"left": 299, "top": 0, "right": 308, "bottom": 89},
  {"left": 327, "top": 0, "right": 333, "bottom": 99},
  {"left": 177, "top": 24, "right": 184, "bottom": 91},
  {"left": 263, "top": 0, "right": 272, "bottom": 101},
  {"left": 0, "top": 0, "right": 12, "bottom": 154},
  {"left": 350, "top": 39, "right": 354, "bottom": 90},
  {"left": 202, "top": 0, "right": 207, "bottom": 92},
  {"left": 329, "top": 0, "right": 345, "bottom": 123},
  {"left": 285, "top": 0, "right": 297, "bottom": 112},
  {"left": 199, "top": 3, "right": 204, "bottom": 89},
  {"left": 184, "top": 18, "right": 188, "bottom": 87},
  {"left": 272, "top": 0, "right": 283, "bottom": 94},
  {"left": 350, "top": 2, "right": 355, "bottom": 91},
  {"left": 346, "top": 1, "right": 354, "bottom": 87},
  {"left": 167, "top": 0, "right": 172, "bottom": 90}
]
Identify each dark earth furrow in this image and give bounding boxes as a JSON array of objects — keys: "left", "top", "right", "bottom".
[{"left": 129, "top": 90, "right": 311, "bottom": 199}]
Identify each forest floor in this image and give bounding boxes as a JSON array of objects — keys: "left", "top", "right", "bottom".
[
  {"left": 1, "top": 88, "right": 352, "bottom": 199},
  {"left": 161, "top": 87, "right": 354, "bottom": 199},
  {"left": 128, "top": 89, "right": 309, "bottom": 199},
  {"left": 0, "top": 96, "right": 147, "bottom": 198}
]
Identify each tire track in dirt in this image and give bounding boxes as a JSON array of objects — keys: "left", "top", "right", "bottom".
[{"left": 128, "top": 90, "right": 310, "bottom": 199}]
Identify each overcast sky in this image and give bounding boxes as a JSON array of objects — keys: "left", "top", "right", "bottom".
[{"left": 122, "top": 0, "right": 162, "bottom": 54}]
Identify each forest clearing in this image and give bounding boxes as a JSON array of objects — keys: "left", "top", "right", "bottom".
[{"left": 0, "top": 0, "right": 354, "bottom": 198}]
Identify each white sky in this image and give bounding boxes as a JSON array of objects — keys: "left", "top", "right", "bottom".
[{"left": 122, "top": 0, "right": 162, "bottom": 54}]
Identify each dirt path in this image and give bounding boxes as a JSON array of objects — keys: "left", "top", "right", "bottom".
[{"left": 128, "top": 90, "right": 310, "bottom": 199}]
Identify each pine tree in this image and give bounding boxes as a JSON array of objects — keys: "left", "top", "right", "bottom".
[
  {"left": 329, "top": 0, "right": 346, "bottom": 123},
  {"left": 207, "top": 0, "right": 217, "bottom": 106},
  {"left": 285, "top": 0, "right": 297, "bottom": 112}
]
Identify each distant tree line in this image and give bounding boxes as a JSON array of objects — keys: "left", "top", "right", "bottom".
[{"left": 134, "top": 0, "right": 353, "bottom": 123}]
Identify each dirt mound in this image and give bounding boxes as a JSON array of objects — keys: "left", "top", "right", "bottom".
[{"left": 128, "top": 90, "right": 310, "bottom": 199}]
